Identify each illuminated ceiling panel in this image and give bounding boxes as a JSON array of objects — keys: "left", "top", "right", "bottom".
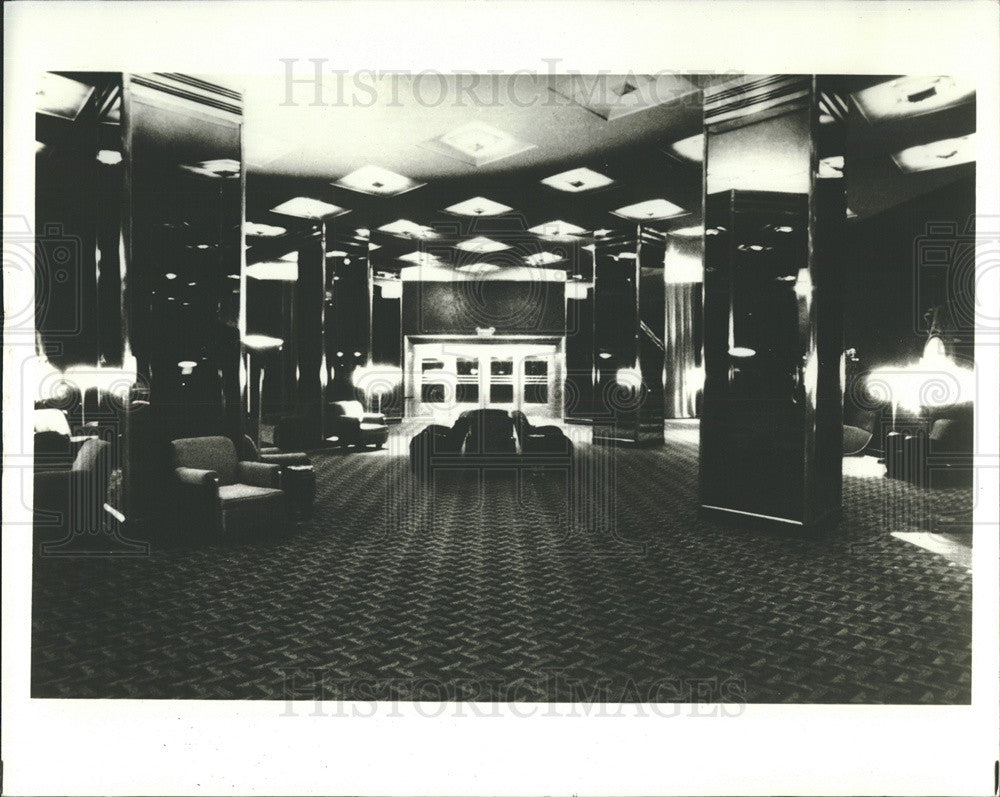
[
  {"left": 378, "top": 219, "right": 440, "bottom": 239},
  {"left": 36, "top": 72, "right": 94, "bottom": 120},
  {"left": 528, "top": 220, "right": 587, "bottom": 239},
  {"left": 540, "top": 167, "right": 614, "bottom": 193},
  {"left": 270, "top": 197, "right": 350, "bottom": 219},
  {"left": 455, "top": 236, "right": 510, "bottom": 253},
  {"left": 891, "top": 134, "right": 975, "bottom": 173},
  {"left": 611, "top": 198, "right": 685, "bottom": 221},
  {"left": 333, "top": 164, "right": 424, "bottom": 196},
  {"left": 853, "top": 76, "right": 975, "bottom": 123},
  {"left": 668, "top": 133, "right": 704, "bottom": 163},
  {"left": 420, "top": 121, "right": 535, "bottom": 167},
  {"left": 549, "top": 73, "right": 697, "bottom": 121},
  {"left": 445, "top": 196, "right": 514, "bottom": 217}
]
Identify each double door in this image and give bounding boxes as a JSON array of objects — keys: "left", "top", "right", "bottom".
[{"left": 408, "top": 340, "right": 562, "bottom": 422}]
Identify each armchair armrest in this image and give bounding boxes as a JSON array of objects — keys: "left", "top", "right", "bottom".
[
  {"left": 362, "top": 412, "right": 386, "bottom": 425},
  {"left": 175, "top": 467, "right": 220, "bottom": 488},
  {"left": 259, "top": 451, "right": 311, "bottom": 467},
  {"left": 236, "top": 460, "right": 281, "bottom": 488}
]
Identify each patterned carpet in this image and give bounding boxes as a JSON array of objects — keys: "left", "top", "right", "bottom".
[{"left": 31, "top": 421, "right": 972, "bottom": 703}]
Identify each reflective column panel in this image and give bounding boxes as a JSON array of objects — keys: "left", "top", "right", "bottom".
[{"left": 700, "top": 76, "right": 845, "bottom": 528}]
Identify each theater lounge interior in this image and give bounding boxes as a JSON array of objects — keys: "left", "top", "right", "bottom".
[{"left": 31, "top": 72, "right": 976, "bottom": 703}]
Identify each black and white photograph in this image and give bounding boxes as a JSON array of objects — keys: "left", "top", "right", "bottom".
[{"left": 3, "top": 2, "right": 999, "bottom": 795}]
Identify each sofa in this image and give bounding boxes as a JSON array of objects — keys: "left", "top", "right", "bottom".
[{"left": 409, "top": 409, "right": 574, "bottom": 476}]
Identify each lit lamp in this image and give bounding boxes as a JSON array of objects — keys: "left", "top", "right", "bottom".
[
  {"left": 352, "top": 362, "right": 403, "bottom": 415},
  {"left": 243, "top": 334, "right": 284, "bottom": 447}
]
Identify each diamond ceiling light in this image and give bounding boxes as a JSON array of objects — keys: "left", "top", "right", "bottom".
[
  {"left": 36, "top": 72, "right": 95, "bottom": 120},
  {"left": 444, "top": 196, "right": 513, "bottom": 217},
  {"left": 854, "top": 76, "right": 974, "bottom": 123},
  {"left": 611, "top": 198, "right": 685, "bottom": 221},
  {"left": 524, "top": 251, "right": 566, "bottom": 266},
  {"left": 891, "top": 134, "right": 975, "bottom": 173},
  {"left": 541, "top": 167, "right": 614, "bottom": 193},
  {"left": 456, "top": 236, "right": 510, "bottom": 254},
  {"left": 245, "top": 222, "right": 287, "bottom": 237},
  {"left": 528, "top": 220, "right": 587, "bottom": 240},
  {"left": 378, "top": 218, "right": 440, "bottom": 239},
  {"left": 270, "top": 197, "right": 350, "bottom": 219},
  {"left": 549, "top": 73, "right": 695, "bottom": 121},
  {"left": 333, "top": 165, "right": 424, "bottom": 197},
  {"left": 420, "top": 121, "right": 535, "bottom": 167},
  {"left": 668, "top": 134, "right": 704, "bottom": 163},
  {"left": 398, "top": 251, "right": 446, "bottom": 266}
]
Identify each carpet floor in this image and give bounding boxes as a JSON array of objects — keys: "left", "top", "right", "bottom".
[{"left": 31, "top": 421, "right": 972, "bottom": 703}]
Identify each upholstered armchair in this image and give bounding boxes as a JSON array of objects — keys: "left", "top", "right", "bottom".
[
  {"left": 170, "top": 436, "right": 289, "bottom": 540},
  {"left": 511, "top": 411, "right": 573, "bottom": 455},
  {"left": 34, "top": 407, "right": 76, "bottom": 472},
  {"left": 34, "top": 438, "right": 112, "bottom": 534},
  {"left": 240, "top": 435, "right": 315, "bottom": 518},
  {"left": 326, "top": 400, "right": 388, "bottom": 449}
]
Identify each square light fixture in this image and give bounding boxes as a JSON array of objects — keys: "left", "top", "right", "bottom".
[
  {"left": 444, "top": 196, "right": 514, "bottom": 217},
  {"left": 524, "top": 251, "right": 566, "bottom": 266},
  {"left": 378, "top": 219, "right": 440, "bottom": 239},
  {"left": 549, "top": 73, "right": 697, "bottom": 121},
  {"left": 420, "top": 121, "right": 535, "bottom": 167},
  {"left": 528, "top": 220, "right": 588, "bottom": 239},
  {"left": 541, "top": 167, "right": 614, "bottom": 193},
  {"left": 333, "top": 165, "right": 424, "bottom": 196},
  {"left": 246, "top": 261, "right": 298, "bottom": 281},
  {"left": 179, "top": 159, "right": 241, "bottom": 179},
  {"left": 853, "top": 76, "right": 974, "bottom": 123},
  {"left": 245, "top": 222, "right": 287, "bottom": 238},
  {"left": 456, "top": 236, "right": 510, "bottom": 253},
  {"left": 611, "top": 198, "right": 685, "bottom": 221},
  {"left": 891, "top": 134, "right": 975, "bottom": 173},
  {"left": 36, "top": 72, "right": 95, "bottom": 120},
  {"left": 667, "top": 133, "right": 704, "bottom": 163},
  {"left": 270, "top": 197, "right": 350, "bottom": 219},
  {"left": 398, "top": 251, "right": 446, "bottom": 266}
]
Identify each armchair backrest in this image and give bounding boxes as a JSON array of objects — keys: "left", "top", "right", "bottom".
[
  {"left": 35, "top": 408, "right": 72, "bottom": 437},
  {"left": 73, "top": 438, "right": 113, "bottom": 495},
  {"left": 330, "top": 400, "right": 365, "bottom": 420},
  {"left": 461, "top": 409, "right": 515, "bottom": 454},
  {"left": 170, "top": 436, "right": 239, "bottom": 485}
]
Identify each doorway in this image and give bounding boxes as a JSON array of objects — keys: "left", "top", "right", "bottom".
[{"left": 406, "top": 338, "right": 563, "bottom": 423}]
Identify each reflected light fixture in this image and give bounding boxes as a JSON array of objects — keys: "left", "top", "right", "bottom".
[
  {"left": 729, "top": 346, "right": 756, "bottom": 358},
  {"left": 541, "top": 167, "right": 614, "bottom": 193},
  {"left": 456, "top": 236, "right": 510, "bottom": 253},
  {"left": 333, "top": 165, "right": 424, "bottom": 196},
  {"left": 96, "top": 149, "right": 122, "bottom": 165},
  {"left": 818, "top": 155, "right": 845, "bottom": 179},
  {"left": 611, "top": 198, "right": 684, "bottom": 220},
  {"left": 245, "top": 222, "right": 287, "bottom": 237},
  {"left": 891, "top": 134, "right": 975, "bottom": 174},
  {"left": 668, "top": 133, "right": 704, "bottom": 163},
  {"left": 456, "top": 263, "right": 502, "bottom": 274},
  {"left": 524, "top": 251, "right": 565, "bottom": 266},
  {"left": 243, "top": 334, "right": 284, "bottom": 352},
  {"left": 668, "top": 225, "right": 704, "bottom": 238},
  {"left": 445, "top": 197, "right": 513, "bottom": 217},
  {"left": 246, "top": 261, "right": 298, "bottom": 281},
  {"left": 270, "top": 197, "right": 350, "bottom": 219},
  {"left": 398, "top": 251, "right": 445, "bottom": 266},
  {"left": 179, "top": 159, "right": 241, "bottom": 179},
  {"left": 36, "top": 72, "right": 94, "bottom": 120}
]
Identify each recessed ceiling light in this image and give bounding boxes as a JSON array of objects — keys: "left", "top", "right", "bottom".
[
  {"left": 333, "top": 165, "right": 424, "bottom": 196},
  {"left": 445, "top": 197, "right": 514, "bottom": 217},
  {"left": 528, "top": 220, "right": 587, "bottom": 239},
  {"left": 541, "top": 167, "right": 614, "bottom": 193},
  {"left": 456, "top": 263, "right": 502, "bottom": 274},
  {"left": 270, "top": 197, "right": 350, "bottom": 219},
  {"left": 246, "top": 261, "right": 298, "bottom": 281},
  {"left": 456, "top": 236, "right": 510, "bottom": 253},
  {"left": 36, "top": 72, "right": 94, "bottom": 120},
  {"left": 378, "top": 219, "right": 440, "bottom": 239},
  {"left": 96, "top": 149, "right": 122, "bottom": 165},
  {"left": 245, "top": 222, "right": 287, "bottom": 237},
  {"left": 549, "top": 73, "right": 692, "bottom": 121},
  {"left": 179, "top": 159, "right": 241, "bottom": 179},
  {"left": 524, "top": 251, "right": 566, "bottom": 266},
  {"left": 854, "top": 76, "right": 974, "bottom": 123},
  {"left": 668, "top": 225, "right": 704, "bottom": 238},
  {"left": 891, "top": 134, "right": 975, "bottom": 173},
  {"left": 668, "top": 134, "right": 704, "bottom": 163},
  {"left": 398, "top": 251, "right": 445, "bottom": 266},
  {"left": 420, "top": 121, "right": 535, "bottom": 167},
  {"left": 611, "top": 199, "right": 685, "bottom": 221}
]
